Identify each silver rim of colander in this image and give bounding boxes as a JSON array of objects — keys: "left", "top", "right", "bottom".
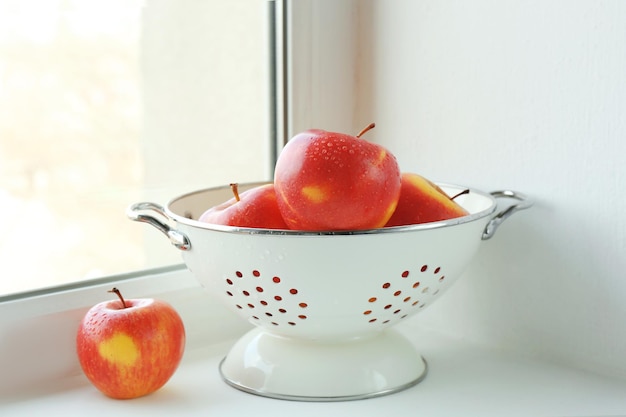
[{"left": 165, "top": 181, "right": 498, "bottom": 236}]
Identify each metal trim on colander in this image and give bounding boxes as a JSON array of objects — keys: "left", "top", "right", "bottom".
[{"left": 164, "top": 182, "right": 499, "bottom": 236}]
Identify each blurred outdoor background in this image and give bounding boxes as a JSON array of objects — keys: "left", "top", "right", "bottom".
[{"left": 0, "top": 0, "right": 269, "bottom": 295}]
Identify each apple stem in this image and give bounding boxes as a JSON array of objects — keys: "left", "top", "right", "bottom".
[
  {"left": 229, "top": 183, "right": 241, "bottom": 202},
  {"left": 450, "top": 189, "right": 470, "bottom": 201},
  {"left": 356, "top": 122, "right": 376, "bottom": 138},
  {"left": 108, "top": 287, "right": 128, "bottom": 309}
]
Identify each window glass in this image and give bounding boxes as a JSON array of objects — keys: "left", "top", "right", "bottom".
[{"left": 0, "top": 0, "right": 272, "bottom": 296}]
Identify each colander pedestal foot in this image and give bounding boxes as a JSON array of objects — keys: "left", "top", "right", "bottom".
[{"left": 219, "top": 327, "right": 427, "bottom": 401}]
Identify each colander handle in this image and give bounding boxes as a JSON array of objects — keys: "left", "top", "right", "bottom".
[
  {"left": 482, "top": 190, "right": 533, "bottom": 240},
  {"left": 126, "top": 202, "right": 191, "bottom": 251}
]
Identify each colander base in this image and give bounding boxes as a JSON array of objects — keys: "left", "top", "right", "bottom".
[{"left": 219, "top": 327, "right": 428, "bottom": 401}]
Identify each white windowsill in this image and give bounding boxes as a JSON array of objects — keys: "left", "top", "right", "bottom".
[{"left": 2, "top": 267, "right": 626, "bottom": 416}]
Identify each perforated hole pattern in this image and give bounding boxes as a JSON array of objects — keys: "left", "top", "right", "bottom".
[
  {"left": 223, "top": 264, "right": 447, "bottom": 328},
  {"left": 225, "top": 270, "right": 309, "bottom": 327},
  {"left": 363, "top": 265, "right": 446, "bottom": 325}
]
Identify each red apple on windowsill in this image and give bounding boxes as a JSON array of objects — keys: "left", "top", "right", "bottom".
[
  {"left": 384, "top": 172, "right": 469, "bottom": 227},
  {"left": 76, "top": 288, "right": 186, "bottom": 399},
  {"left": 274, "top": 123, "right": 402, "bottom": 231},
  {"left": 198, "top": 183, "right": 289, "bottom": 229}
]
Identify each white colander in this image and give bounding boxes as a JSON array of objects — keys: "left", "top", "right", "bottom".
[{"left": 127, "top": 182, "right": 532, "bottom": 401}]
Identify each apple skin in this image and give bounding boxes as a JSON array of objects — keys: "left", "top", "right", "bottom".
[
  {"left": 76, "top": 294, "right": 186, "bottom": 399},
  {"left": 274, "top": 128, "right": 401, "bottom": 231},
  {"left": 198, "top": 183, "right": 289, "bottom": 229},
  {"left": 384, "top": 172, "right": 469, "bottom": 227}
]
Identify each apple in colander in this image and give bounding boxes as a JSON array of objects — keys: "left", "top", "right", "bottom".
[
  {"left": 274, "top": 123, "right": 402, "bottom": 231},
  {"left": 384, "top": 172, "right": 469, "bottom": 227},
  {"left": 199, "top": 183, "right": 289, "bottom": 229}
]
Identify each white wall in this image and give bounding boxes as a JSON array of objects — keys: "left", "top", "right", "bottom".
[{"left": 348, "top": 0, "right": 626, "bottom": 378}]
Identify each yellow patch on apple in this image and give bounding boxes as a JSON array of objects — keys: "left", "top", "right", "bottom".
[
  {"left": 379, "top": 200, "right": 399, "bottom": 227},
  {"left": 405, "top": 173, "right": 424, "bottom": 188},
  {"left": 302, "top": 185, "right": 329, "bottom": 203},
  {"left": 374, "top": 149, "right": 388, "bottom": 166},
  {"left": 98, "top": 332, "right": 139, "bottom": 367}
]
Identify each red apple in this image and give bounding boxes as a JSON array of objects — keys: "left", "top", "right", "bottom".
[
  {"left": 384, "top": 172, "right": 469, "bottom": 227},
  {"left": 274, "top": 123, "right": 402, "bottom": 230},
  {"left": 76, "top": 288, "right": 186, "bottom": 399},
  {"left": 198, "top": 183, "right": 289, "bottom": 229}
]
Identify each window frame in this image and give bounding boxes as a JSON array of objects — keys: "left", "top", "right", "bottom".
[{"left": 0, "top": 0, "right": 284, "bottom": 301}]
